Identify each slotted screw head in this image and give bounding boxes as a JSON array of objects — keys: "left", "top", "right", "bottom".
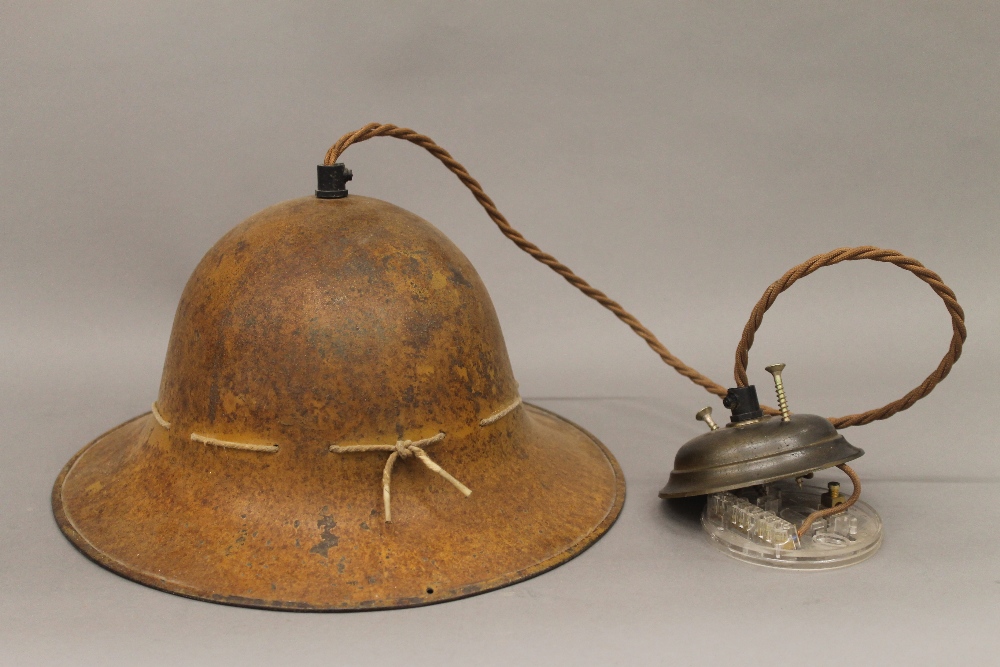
[
  {"left": 695, "top": 406, "right": 720, "bottom": 431},
  {"left": 765, "top": 363, "right": 786, "bottom": 377}
]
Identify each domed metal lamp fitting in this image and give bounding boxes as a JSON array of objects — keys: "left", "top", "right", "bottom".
[{"left": 659, "top": 363, "right": 864, "bottom": 499}]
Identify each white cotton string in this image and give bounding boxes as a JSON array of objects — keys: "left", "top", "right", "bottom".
[
  {"left": 151, "top": 402, "right": 171, "bottom": 429},
  {"left": 480, "top": 396, "right": 522, "bottom": 427},
  {"left": 329, "top": 432, "right": 471, "bottom": 522},
  {"left": 191, "top": 432, "right": 279, "bottom": 453}
]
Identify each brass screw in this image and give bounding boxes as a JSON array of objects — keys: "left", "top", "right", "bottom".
[
  {"left": 696, "top": 406, "right": 720, "bottom": 431},
  {"left": 821, "top": 481, "right": 845, "bottom": 508},
  {"left": 764, "top": 363, "right": 791, "bottom": 422}
]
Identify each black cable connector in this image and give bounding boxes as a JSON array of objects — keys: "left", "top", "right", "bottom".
[
  {"left": 316, "top": 163, "right": 352, "bottom": 199},
  {"left": 723, "top": 386, "right": 765, "bottom": 423}
]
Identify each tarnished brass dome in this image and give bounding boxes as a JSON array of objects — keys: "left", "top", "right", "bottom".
[
  {"left": 659, "top": 382, "right": 863, "bottom": 499},
  {"left": 659, "top": 412, "right": 864, "bottom": 499}
]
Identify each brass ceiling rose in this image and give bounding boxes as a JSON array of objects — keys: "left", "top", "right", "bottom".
[
  {"left": 659, "top": 382, "right": 864, "bottom": 500},
  {"left": 53, "top": 195, "right": 625, "bottom": 610},
  {"left": 658, "top": 411, "right": 864, "bottom": 499}
]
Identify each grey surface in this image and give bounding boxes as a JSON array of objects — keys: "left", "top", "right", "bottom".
[{"left": 1, "top": 2, "right": 998, "bottom": 665}]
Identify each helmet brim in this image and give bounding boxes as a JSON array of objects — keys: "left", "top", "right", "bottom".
[{"left": 53, "top": 403, "right": 624, "bottom": 611}]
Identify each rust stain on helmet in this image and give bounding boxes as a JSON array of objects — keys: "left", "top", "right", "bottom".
[{"left": 53, "top": 195, "right": 625, "bottom": 610}]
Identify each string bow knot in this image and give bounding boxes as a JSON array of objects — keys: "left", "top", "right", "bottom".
[{"left": 329, "top": 432, "right": 471, "bottom": 522}]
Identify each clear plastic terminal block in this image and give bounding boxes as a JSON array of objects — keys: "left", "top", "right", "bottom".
[{"left": 702, "top": 479, "right": 882, "bottom": 569}]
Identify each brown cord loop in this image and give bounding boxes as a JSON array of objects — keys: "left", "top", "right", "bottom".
[
  {"left": 325, "top": 125, "right": 966, "bottom": 432},
  {"left": 734, "top": 246, "right": 966, "bottom": 429},
  {"left": 796, "top": 464, "right": 861, "bottom": 538}
]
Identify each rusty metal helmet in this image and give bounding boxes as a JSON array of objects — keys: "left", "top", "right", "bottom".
[{"left": 53, "top": 193, "right": 624, "bottom": 610}]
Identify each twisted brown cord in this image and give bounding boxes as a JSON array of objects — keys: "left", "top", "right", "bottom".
[
  {"left": 796, "top": 464, "right": 861, "bottom": 538},
  {"left": 325, "top": 124, "right": 965, "bottom": 431},
  {"left": 326, "top": 123, "right": 728, "bottom": 398},
  {"left": 735, "top": 246, "right": 966, "bottom": 428}
]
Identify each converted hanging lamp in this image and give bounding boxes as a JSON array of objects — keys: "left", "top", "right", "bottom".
[{"left": 53, "top": 123, "right": 966, "bottom": 607}]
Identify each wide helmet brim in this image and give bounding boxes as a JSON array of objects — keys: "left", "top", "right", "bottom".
[{"left": 53, "top": 403, "right": 624, "bottom": 611}]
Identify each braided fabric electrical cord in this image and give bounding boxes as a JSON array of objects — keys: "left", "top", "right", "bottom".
[
  {"left": 326, "top": 123, "right": 966, "bottom": 431},
  {"left": 734, "top": 246, "right": 966, "bottom": 428},
  {"left": 326, "top": 124, "right": 728, "bottom": 400}
]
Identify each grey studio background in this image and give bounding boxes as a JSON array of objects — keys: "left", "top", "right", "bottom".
[{"left": 2, "top": 2, "right": 998, "bottom": 665}]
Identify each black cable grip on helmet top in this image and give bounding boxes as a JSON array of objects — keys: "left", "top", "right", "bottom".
[{"left": 316, "top": 163, "right": 352, "bottom": 199}]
